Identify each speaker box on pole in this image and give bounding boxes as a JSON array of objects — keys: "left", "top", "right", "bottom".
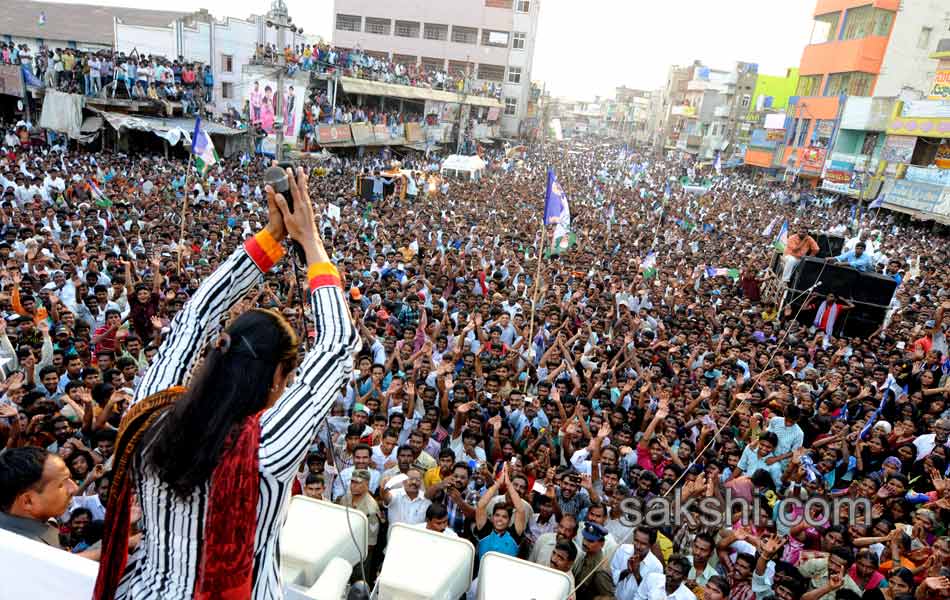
[{"left": 359, "top": 178, "right": 374, "bottom": 201}]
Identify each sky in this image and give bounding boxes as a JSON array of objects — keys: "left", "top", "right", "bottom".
[{"left": 48, "top": 0, "right": 816, "bottom": 100}]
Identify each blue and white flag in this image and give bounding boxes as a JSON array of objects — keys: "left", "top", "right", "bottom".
[
  {"left": 543, "top": 169, "right": 570, "bottom": 226},
  {"left": 663, "top": 180, "right": 671, "bottom": 200},
  {"left": 869, "top": 194, "right": 884, "bottom": 210},
  {"left": 714, "top": 151, "right": 722, "bottom": 176},
  {"left": 191, "top": 117, "right": 219, "bottom": 175}
]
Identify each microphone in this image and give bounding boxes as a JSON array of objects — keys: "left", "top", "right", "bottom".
[
  {"left": 262, "top": 165, "right": 293, "bottom": 213},
  {"left": 262, "top": 163, "right": 304, "bottom": 263}
]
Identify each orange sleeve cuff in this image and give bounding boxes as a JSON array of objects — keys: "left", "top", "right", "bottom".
[
  {"left": 308, "top": 262, "right": 341, "bottom": 291},
  {"left": 244, "top": 229, "right": 285, "bottom": 271}
]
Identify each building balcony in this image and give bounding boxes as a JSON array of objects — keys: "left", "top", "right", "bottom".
[
  {"left": 812, "top": 0, "right": 900, "bottom": 16},
  {"left": 799, "top": 36, "right": 889, "bottom": 77}
]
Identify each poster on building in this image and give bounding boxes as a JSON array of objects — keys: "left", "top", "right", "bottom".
[
  {"left": 936, "top": 139, "right": 950, "bottom": 169},
  {"left": 929, "top": 70, "right": 950, "bottom": 100},
  {"left": 0, "top": 65, "right": 24, "bottom": 97},
  {"left": 351, "top": 123, "right": 373, "bottom": 146},
  {"left": 487, "top": 107, "right": 500, "bottom": 121},
  {"left": 404, "top": 122, "right": 424, "bottom": 143},
  {"left": 246, "top": 78, "right": 307, "bottom": 145},
  {"left": 373, "top": 124, "right": 390, "bottom": 143},
  {"left": 885, "top": 179, "right": 943, "bottom": 213},
  {"left": 766, "top": 129, "right": 785, "bottom": 142},
  {"left": 317, "top": 125, "right": 352, "bottom": 144},
  {"left": 881, "top": 135, "right": 916, "bottom": 163},
  {"left": 800, "top": 147, "right": 826, "bottom": 172}
]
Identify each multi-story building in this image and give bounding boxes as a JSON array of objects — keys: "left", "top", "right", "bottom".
[
  {"left": 114, "top": 9, "right": 310, "bottom": 115},
  {"left": 1, "top": 0, "right": 185, "bottom": 56},
  {"left": 877, "top": 38, "right": 950, "bottom": 223},
  {"left": 656, "top": 64, "right": 692, "bottom": 154},
  {"left": 330, "top": 0, "right": 540, "bottom": 137},
  {"left": 743, "top": 67, "right": 800, "bottom": 173},
  {"left": 657, "top": 61, "right": 759, "bottom": 162},
  {"left": 774, "top": 0, "right": 945, "bottom": 184}
]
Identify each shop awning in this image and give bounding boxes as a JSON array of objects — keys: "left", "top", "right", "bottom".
[{"left": 339, "top": 77, "right": 502, "bottom": 108}]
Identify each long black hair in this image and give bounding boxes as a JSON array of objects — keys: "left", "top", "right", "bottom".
[{"left": 145, "top": 309, "right": 298, "bottom": 497}]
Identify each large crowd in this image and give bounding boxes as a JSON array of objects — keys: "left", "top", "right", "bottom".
[{"left": 0, "top": 117, "right": 949, "bottom": 600}]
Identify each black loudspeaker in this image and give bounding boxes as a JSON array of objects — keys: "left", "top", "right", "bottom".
[
  {"left": 359, "top": 178, "right": 374, "bottom": 200},
  {"left": 814, "top": 233, "right": 845, "bottom": 259},
  {"left": 840, "top": 305, "right": 888, "bottom": 338},
  {"left": 789, "top": 257, "right": 859, "bottom": 299},
  {"left": 852, "top": 271, "right": 898, "bottom": 308}
]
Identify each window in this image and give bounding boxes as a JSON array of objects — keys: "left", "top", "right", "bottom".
[
  {"left": 365, "top": 17, "right": 391, "bottom": 35},
  {"left": 481, "top": 29, "right": 510, "bottom": 47},
  {"left": 516, "top": 0, "right": 530, "bottom": 12},
  {"left": 796, "top": 75, "right": 822, "bottom": 97},
  {"left": 824, "top": 72, "right": 874, "bottom": 96},
  {"left": 394, "top": 20, "right": 420, "bottom": 38},
  {"left": 512, "top": 31, "right": 526, "bottom": 50},
  {"left": 872, "top": 8, "right": 893, "bottom": 36},
  {"left": 797, "top": 119, "right": 811, "bottom": 146},
  {"left": 448, "top": 60, "right": 474, "bottom": 75},
  {"left": 507, "top": 66, "right": 521, "bottom": 84},
  {"left": 335, "top": 14, "right": 361, "bottom": 32},
  {"left": 423, "top": 23, "right": 448, "bottom": 41},
  {"left": 841, "top": 5, "right": 872, "bottom": 40},
  {"left": 220, "top": 54, "right": 233, "bottom": 73},
  {"left": 918, "top": 26, "right": 933, "bottom": 50},
  {"left": 478, "top": 63, "right": 505, "bottom": 81},
  {"left": 504, "top": 97, "right": 517, "bottom": 115},
  {"left": 814, "top": 119, "right": 835, "bottom": 147},
  {"left": 421, "top": 56, "right": 444, "bottom": 72},
  {"left": 809, "top": 12, "right": 840, "bottom": 44},
  {"left": 841, "top": 6, "right": 893, "bottom": 40},
  {"left": 451, "top": 26, "right": 478, "bottom": 44},
  {"left": 393, "top": 54, "right": 417, "bottom": 66},
  {"left": 221, "top": 82, "right": 232, "bottom": 99}
]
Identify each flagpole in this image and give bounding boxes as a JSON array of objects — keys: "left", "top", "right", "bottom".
[
  {"left": 177, "top": 151, "right": 195, "bottom": 272},
  {"left": 524, "top": 218, "right": 547, "bottom": 393}
]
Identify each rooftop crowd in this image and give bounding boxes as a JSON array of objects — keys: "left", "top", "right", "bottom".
[
  {"left": 0, "top": 120, "right": 949, "bottom": 600},
  {"left": 254, "top": 41, "right": 504, "bottom": 99}
]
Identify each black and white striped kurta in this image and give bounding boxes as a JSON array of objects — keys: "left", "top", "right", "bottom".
[{"left": 114, "top": 243, "right": 360, "bottom": 600}]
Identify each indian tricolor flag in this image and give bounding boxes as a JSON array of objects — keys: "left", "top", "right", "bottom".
[{"left": 191, "top": 117, "right": 219, "bottom": 175}]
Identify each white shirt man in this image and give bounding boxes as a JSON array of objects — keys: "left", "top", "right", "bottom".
[
  {"left": 630, "top": 571, "right": 696, "bottom": 600},
  {"left": 383, "top": 485, "right": 430, "bottom": 538}
]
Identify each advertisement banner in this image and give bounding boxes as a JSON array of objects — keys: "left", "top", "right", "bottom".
[
  {"left": 0, "top": 65, "right": 24, "bottom": 97},
  {"left": 930, "top": 70, "right": 950, "bottom": 100},
  {"left": 404, "top": 122, "right": 423, "bottom": 142},
  {"left": 246, "top": 78, "right": 306, "bottom": 145},
  {"left": 800, "top": 147, "right": 826, "bottom": 172},
  {"left": 487, "top": 107, "right": 500, "bottom": 121},
  {"left": 881, "top": 135, "right": 916, "bottom": 163},
  {"left": 936, "top": 139, "right": 950, "bottom": 170},
  {"left": 885, "top": 180, "right": 944, "bottom": 214},
  {"left": 317, "top": 125, "right": 351, "bottom": 144},
  {"left": 350, "top": 123, "right": 373, "bottom": 146},
  {"left": 900, "top": 100, "right": 950, "bottom": 119},
  {"left": 373, "top": 124, "right": 390, "bottom": 143},
  {"left": 766, "top": 129, "right": 785, "bottom": 141},
  {"left": 825, "top": 170, "right": 853, "bottom": 184}
]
